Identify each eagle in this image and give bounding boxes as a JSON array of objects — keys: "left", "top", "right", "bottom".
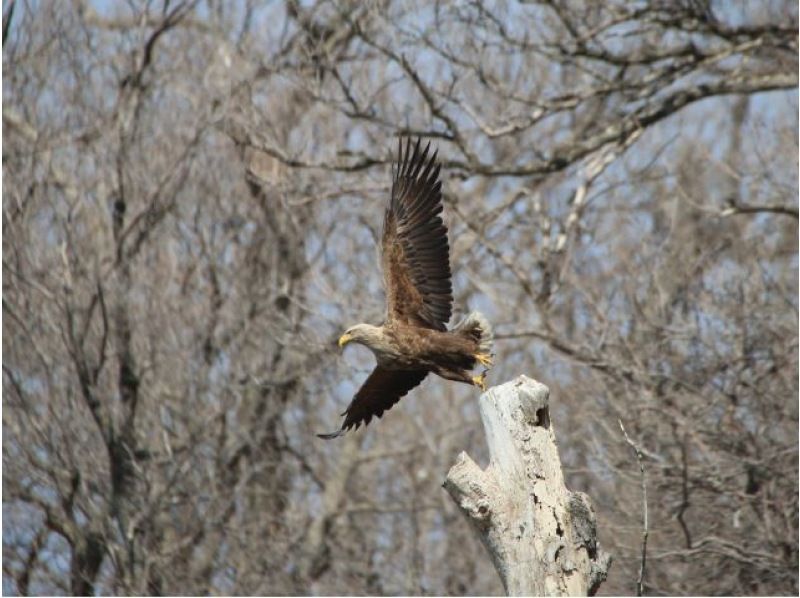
[{"left": 319, "top": 138, "right": 494, "bottom": 439}]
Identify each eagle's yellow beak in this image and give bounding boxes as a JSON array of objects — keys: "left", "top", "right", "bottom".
[{"left": 338, "top": 333, "right": 353, "bottom": 349}]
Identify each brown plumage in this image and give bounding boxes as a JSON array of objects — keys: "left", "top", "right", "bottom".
[{"left": 319, "top": 138, "right": 493, "bottom": 439}]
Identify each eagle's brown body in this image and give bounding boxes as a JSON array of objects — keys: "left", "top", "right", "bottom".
[
  {"left": 378, "top": 324, "right": 484, "bottom": 376},
  {"left": 319, "top": 138, "right": 493, "bottom": 439}
]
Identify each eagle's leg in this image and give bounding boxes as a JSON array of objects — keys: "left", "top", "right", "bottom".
[
  {"left": 433, "top": 366, "right": 474, "bottom": 384},
  {"left": 474, "top": 353, "right": 493, "bottom": 368},
  {"left": 432, "top": 366, "right": 487, "bottom": 392}
]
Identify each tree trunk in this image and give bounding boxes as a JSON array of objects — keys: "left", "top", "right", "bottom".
[{"left": 444, "top": 375, "right": 612, "bottom": 596}]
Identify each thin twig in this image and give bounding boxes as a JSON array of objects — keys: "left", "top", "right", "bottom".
[
  {"left": 619, "top": 419, "right": 648, "bottom": 596},
  {"left": 676, "top": 436, "right": 693, "bottom": 549}
]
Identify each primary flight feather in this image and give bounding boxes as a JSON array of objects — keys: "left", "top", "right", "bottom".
[{"left": 319, "top": 138, "right": 494, "bottom": 439}]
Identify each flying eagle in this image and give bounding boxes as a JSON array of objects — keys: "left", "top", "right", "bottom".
[{"left": 319, "top": 138, "right": 493, "bottom": 439}]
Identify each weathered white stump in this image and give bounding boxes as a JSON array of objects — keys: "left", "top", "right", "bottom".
[{"left": 444, "top": 376, "right": 611, "bottom": 596}]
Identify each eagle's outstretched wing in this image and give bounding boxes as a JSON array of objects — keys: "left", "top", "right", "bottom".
[
  {"left": 382, "top": 138, "right": 453, "bottom": 331},
  {"left": 317, "top": 367, "right": 427, "bottom": 439}
]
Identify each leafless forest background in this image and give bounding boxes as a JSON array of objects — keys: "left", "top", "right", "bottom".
[{"left": 3, "top": 0, "right": 798, "bottom": 595}]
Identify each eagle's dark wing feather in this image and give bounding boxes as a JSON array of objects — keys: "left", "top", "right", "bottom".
[
  {"left": 317, "top": 367, "right": 427, "bottom": 439},
  {"left": 382, "top": 138, "right": 453, "bottom": 330}
]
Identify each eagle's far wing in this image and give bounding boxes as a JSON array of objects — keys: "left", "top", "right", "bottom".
[
  {"left": 317, "top": 367, "right": 427, "bottom": 439},
  {"left": 381, "top": 138, "right": 453, "bottom": 331}
]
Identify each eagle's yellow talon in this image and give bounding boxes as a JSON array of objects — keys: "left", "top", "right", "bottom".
[
  {"left": 475, "top": 353, "right": 493, "bottom": 368},
  {"left": 471, "top": 373, "right": 487, "bottom": 392}
]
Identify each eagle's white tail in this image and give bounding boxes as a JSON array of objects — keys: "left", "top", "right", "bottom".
[{"left": 454, "top": 311, "right": 493, "bottom": 354}]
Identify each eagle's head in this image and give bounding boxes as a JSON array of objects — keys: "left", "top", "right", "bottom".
[{"left": 338, "top": 323, "right": 384, "bottom": 351}]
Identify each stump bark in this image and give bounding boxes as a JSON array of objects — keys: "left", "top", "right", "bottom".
[{"left": 444, "top": 375, "right": 611, "bottom": 596}]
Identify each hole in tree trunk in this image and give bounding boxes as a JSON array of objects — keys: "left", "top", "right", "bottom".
[{"left": 535, "top": 406, "right": 550, "bottom": 428}]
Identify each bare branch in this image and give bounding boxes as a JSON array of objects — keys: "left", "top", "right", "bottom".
[{"left": 619, "top": 419, "right": 649, "bottom": 597}]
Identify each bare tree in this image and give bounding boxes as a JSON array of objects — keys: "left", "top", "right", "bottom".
[
  {"left": 445, "top": 376, "right": 612, "bottom": 596},
  {"left": 3, "top": 1, "right": 797, "bottom": 595}
]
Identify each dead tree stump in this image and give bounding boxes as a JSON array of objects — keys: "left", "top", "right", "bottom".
[{"left": 444, "top": 375, "right": 611, "bottom": 596}]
